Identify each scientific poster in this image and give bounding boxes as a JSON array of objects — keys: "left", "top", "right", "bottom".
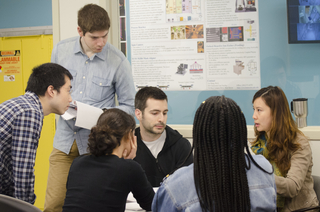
[{"left": 128, "top": 0, "right": 260, "bottom": 90}]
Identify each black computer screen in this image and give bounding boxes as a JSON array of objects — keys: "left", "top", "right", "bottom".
[{"left": 287, "top": 0, "right": 320, "bottom": 43}]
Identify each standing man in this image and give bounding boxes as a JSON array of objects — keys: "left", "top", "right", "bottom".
[
  {"left": 134, "top": 87, "right": 193, "bottom": 187},
  {"left": 44, "top": 4, "right": 135, "bottom": 212},
  {"left": 0, "top": 63, "right": 72, "bottom": 204}
]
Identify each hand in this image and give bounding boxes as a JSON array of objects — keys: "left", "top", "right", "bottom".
[{"left": 123, "top": 135, "right": 137, "bottom": 159}]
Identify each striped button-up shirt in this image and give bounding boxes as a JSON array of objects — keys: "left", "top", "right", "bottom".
[
  {"left": 0, "top": 91, "right": 43, "bottom": 204},
  {"left": 51, "top": 36, "right": 135, "bottom": 155}
]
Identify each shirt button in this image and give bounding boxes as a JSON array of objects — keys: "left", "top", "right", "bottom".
[
  {"left": 74, "top": 132, "right": 76, "bottom": 134},
  {"left": 99, "top": 83, "right": 102, "bottom": 86},
  {"left": 86, "top": 61, "right": 88, "bottom": 64},
  {"left": 80, "top": 91, "right": 82, "bottom": 94},
  {"left": 83, "top": 76, "right": 85, "bottom": 79}
]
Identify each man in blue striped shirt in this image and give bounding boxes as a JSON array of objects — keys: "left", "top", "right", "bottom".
[
  {"left": 44, "top": 4, "right": 136, "bottom": 212},
  {"left": 0, "top": 63, "right": 72, "bottom": 204}
]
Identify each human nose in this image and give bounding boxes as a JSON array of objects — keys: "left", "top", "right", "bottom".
[
  {"left": 158, "top": 114, "right": 164, "bottom": 122},
  {"left": 252, "top": 110, "right": 257, "bottom": 120},
  {"left": 98, "top": 37, "right": 106, "bottom": 46}
]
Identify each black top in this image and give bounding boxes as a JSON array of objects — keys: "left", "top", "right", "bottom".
[
  {"left": 62, "top": 155, "right": 154, "bottom": 212},
  {"left": 134, "top": 126, "right": 193, "bottom": 187}
]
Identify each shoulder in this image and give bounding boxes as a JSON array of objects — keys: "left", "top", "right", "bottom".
[
  {"left": 105, "top": 42, "right": 127, "bottom": 61},
  {"left": 295, "top": 132, "right": 309, "bottom": 147},
  {"left": 0, "top": 94, "right": 42, "bottom": 117},
  {"left": 165, "top": 126, "right": 190, "bottom": 146},
  {"left": 250, "top": 154, "right": 273, "bottom": 172},
  {"left": 71, "top": 154, "right": 90, "bottom": 166},
  {"left": 246, "top": 155, "right": 274, "bottom": 184},
  {"left": 157, "top": 164, "right": 199, "bottom": 208},
  {"left": 166, "top": 164, "right": 194, "bottom": 185},
  {"left": 165, "top": 126, "right": 183, "bottom": 139},
  {"left": 55, "top": 36, "right": 78, "bottom": 48},
  {"left": 122, "top": 159, "right": 146, "bottom": 175}
]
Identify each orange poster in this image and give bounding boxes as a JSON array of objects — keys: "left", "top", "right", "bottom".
[{"left": 0, "top": 50, "right": 21, "bottom": 77}]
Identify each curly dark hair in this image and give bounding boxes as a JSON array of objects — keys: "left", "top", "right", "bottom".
[{"left": 88, "top": 109, "right": 135, "bottom": 157}]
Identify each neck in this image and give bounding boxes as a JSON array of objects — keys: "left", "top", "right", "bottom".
[
  {"left": 38, "top": 96, "right": 50, "bottom": 116},
  {"left": 80, "top": 37, "right": 95, "bottom": 58},
  {"left": 140, "top": 127, "right": 163, "bottom": 142},
  {"left": 112, "top": 145, "right": 125, "bottom": 158}
]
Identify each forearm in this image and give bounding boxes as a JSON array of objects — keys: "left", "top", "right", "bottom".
[{"left": 275, "top": 142, "right": 312, "bottom": 198}]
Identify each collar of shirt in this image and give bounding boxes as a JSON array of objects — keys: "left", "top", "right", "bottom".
[
  {"left": 25, "top": 91, "right": 43, "bottom": 115},
  {"left": 73, "top": 37, "right": 107, "bottom": 61}
]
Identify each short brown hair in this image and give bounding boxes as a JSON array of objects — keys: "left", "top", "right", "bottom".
[
  {"left": 135, "top": 87, "right": 168, "bottom": 112},
  {"left": 78, "top": 4, "right": 110, "bottom": 35}
]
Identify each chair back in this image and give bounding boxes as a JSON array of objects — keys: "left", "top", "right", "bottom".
[
  {"left": 0, "top": 194, "right": 42, "bottom": 212},
  {"left": 313, "top": 175, "right": 320, "bottom": 201}
]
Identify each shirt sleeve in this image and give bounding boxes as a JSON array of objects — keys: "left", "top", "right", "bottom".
[
  {"left": 51, "top": 44, "right": 58, "bottom": 63},
  {"left": 11, "top": 110, "right": 42, "bottom": 204},
  {"left": 130, "top": 162, "right": 155, "bottom": 211},
  {"left": 151, "top": 183, "right": 178, "bottom": 212},
  {"left": 274, "top": 136, "right": 312, "bottom": 198},
  {"left": 113, "top": 58, "right": 135, "bottom": 116}
]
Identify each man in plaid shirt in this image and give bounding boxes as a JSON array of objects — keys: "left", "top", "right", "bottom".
[{"left": 0, "top": 63, "right": 73, "bottom": 204}]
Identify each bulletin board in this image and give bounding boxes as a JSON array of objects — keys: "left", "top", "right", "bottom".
[{"left": 124, "top": 0, "right": 320, "bottom": 126}]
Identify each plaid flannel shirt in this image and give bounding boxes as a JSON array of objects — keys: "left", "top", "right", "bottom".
[{"left": 0, "top": 91, "right": 43, "bottom": 204}]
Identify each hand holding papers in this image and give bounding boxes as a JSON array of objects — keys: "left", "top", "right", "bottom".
[{"left": 61, "top": 101, "right": 103, "bottom": 130}]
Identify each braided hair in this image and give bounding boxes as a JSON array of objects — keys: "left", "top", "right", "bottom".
[
  {"left": 192, "top": 96, "right": 272, "bottom": 212},
  {"left": 88, "top": 108, "right": 135, "bottom": 157}
]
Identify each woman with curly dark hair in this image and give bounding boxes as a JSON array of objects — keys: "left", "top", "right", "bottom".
[
  {"left": 62, "top": 109, "right": 154, "bottom": 212},
  {"left": 251, "top": 86, "right": 318, "bottom": 212},
  {"left": 152, "top": 96, "right": 276, "bottom": 212}
]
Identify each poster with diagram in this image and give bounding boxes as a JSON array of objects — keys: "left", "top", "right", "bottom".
[{"left": 128, "top": 0, "right": 260, "bottom": 90}]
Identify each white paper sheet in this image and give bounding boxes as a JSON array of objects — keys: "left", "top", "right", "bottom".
[
  {"left": 75, "top": 101, "right": 103, "bottom": 130},
  {"left": 125, "top": 188, "right": 158, "bottom": 212},
  {"left": 61, "top": 107, "right": 77, "bottom": 120}
]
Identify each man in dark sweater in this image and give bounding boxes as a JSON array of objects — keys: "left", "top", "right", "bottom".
[{"left": 134, "top": 87, "right": 193, "bottom": 187}]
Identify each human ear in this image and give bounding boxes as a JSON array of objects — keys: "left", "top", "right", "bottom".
[
  {"left": 47, "top": 85, "right": 55, "bottom": 97},
  {"left": 77, "top": 26, "right": 83, "bottom": 37},
  {"left": 135, "top": 109, "right": 142, "bottom": 120}
]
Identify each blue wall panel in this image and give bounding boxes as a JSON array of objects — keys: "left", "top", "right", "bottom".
[{"left": 0, "top": 0, "right": 52, "bottom": 28}]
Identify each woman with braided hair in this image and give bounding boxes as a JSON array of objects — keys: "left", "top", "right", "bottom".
[
  {"left": 62, "top": 109, "right": 154, "bottom": 212},
  {"left": 251, "top": 86, "right": 318, "bottom": 212},
  {"left": 152, "top": 96, "right": 276, "bottom": 212}
]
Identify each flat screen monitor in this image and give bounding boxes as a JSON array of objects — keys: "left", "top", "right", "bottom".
[{"left": 287, "top": 0, "right": 320, "bottom": 43}]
